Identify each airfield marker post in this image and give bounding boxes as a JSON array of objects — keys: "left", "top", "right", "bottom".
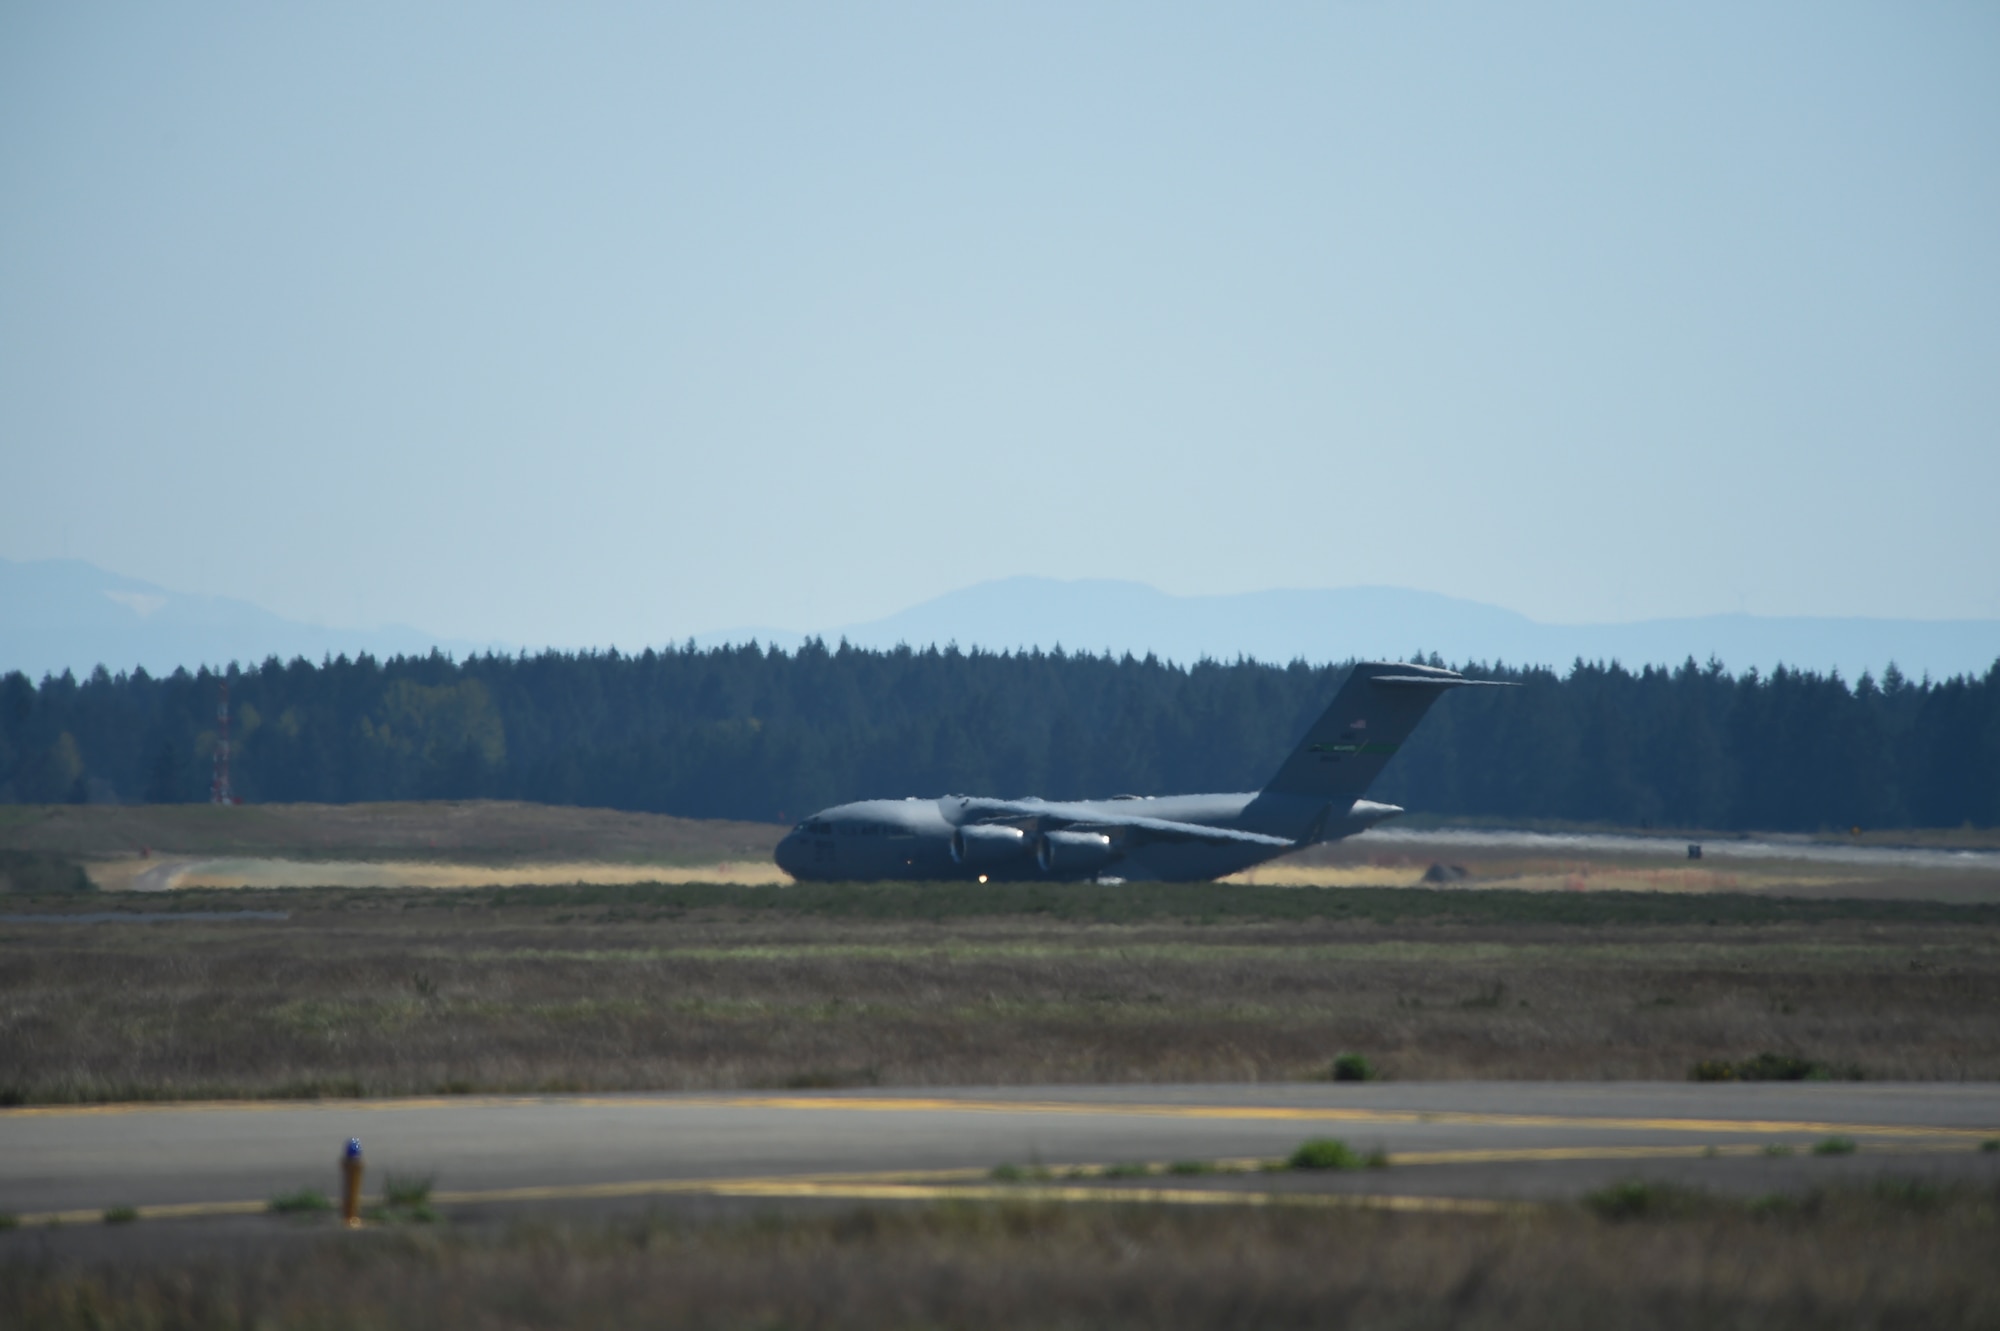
[{"left": 341, "top": 1138, "right": 364, "bottom": 1228}]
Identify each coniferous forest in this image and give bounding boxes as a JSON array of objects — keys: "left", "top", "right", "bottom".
[{"left": 1, "top": 643, "right": 1996, "bottom": 832}]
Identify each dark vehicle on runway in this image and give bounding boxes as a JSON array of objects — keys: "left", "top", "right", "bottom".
[{"left": 774, "top": 661, "right": 1504, "bottom": 883}]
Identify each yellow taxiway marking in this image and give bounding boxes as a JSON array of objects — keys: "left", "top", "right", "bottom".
[
  {"left": 1386, "top": 1140, "right": 1974, "bottom": 1166},
  {"left": 15, "top": 1199, "right": 270, "bottom": 1228},
  {"left": 705, "top": 1182, "right": 1510, "bottom": 1214},
  {"left": 7, "top": 1167, "right": 1505, "bottom": 1227},
  {"left": 4, "top": 1092, "right": 1993, "bottom": 1143},
  {"left": 688, "top": 1095, "right": 2000, "bottom": 1142}
]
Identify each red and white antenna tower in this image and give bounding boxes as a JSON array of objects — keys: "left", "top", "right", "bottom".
[{"left": 210, "top": 679, "right": 237, "bottom": 805}]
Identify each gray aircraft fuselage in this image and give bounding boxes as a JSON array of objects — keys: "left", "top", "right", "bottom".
[
  {"left": 773, "top": 661, "right": 1503, "bottom": 884},
  {"left": 773, "top": 791, "right": 1405, "bottom": 884}
]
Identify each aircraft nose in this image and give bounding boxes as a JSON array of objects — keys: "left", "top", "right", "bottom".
[{"left": 773, "top": 834, "right": 800, "bottom": 876}]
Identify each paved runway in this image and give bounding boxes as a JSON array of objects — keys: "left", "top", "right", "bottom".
[
  {"left": 1356, "top": 826, "right": 2000, "bottom": 873},
  {"left": 4, "top": 1083, "right": 1997, "bottom": 1226}
]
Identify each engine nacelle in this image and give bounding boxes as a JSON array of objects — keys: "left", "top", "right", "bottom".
[
  {"left": 950, "top": 823, "right": 1030, "bottom": 866},
  {"left": 1036, "top": 829, "right": 1117, "bottom": 875}
]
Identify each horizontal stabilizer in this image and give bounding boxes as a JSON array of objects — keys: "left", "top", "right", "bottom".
[{"left": 1369, "top": 674, "right": 1519, "bottom": 689}]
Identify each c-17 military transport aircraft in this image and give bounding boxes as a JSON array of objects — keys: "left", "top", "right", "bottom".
[{"left": 774, "top": 661, "right": 1508, "bottom": 883}]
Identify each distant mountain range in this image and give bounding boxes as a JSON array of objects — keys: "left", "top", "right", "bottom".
[
  {"left": 704, "top": 577, "right": 2000, "bottom": 683},
  {"left": 0, "top": 558, "right": 491, "bottom": 680},
  {"left": 7, "top": 559, "right": 1997, "bottom": 684}
]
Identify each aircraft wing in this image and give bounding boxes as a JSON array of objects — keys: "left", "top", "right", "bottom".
[
  {"left": 1072, "top": 813, "right": 1296, "bottom": 849},
  {"left": 939, "top": 796, "right": 1296, "bottom": 850}
]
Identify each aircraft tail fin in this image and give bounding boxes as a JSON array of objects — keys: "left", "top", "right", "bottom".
[{"left": 1258, "top": 661, "right": 1500, "bottom": 805}]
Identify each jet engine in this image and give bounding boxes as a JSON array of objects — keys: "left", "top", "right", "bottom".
[
  {"left": 950, "top": 824, "right": 1030, "bottom": 866},
  {"left": 1035, "top": 829, "right": 1116, "bottom": 875}
]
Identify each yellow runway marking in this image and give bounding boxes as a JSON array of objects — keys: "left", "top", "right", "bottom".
[
  {"left": 14, "top": 1199, "right": 271, "bottom": 1227},
  {"left": 7, "top": 1167, "right": 1505, "bottom": 1227},
  {"left": 13, "top": 1132, "right": 1993, "bottom": 1228},
  {"left": 1386, "top": 1140, "right": 1974, "bottom": 1166},
  {"left": 4, "top": 1092, "right": 1994, "bottom": 1143},
  {"left": 707, "top": 1182, "right": 1511, "bottom": 1214},
  {"left": 690, "top": 1095, "right": 2000, "bottom": 1142}
]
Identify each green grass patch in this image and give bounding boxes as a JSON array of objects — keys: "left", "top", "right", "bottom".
[
  {"left": 102, "top": 1205, "right": 139, "bottom": 1224},
  {"left": 1166, "top": 1160, "right": 1214, "bottom": 1176},
  {"left": 1690, "top": 1052, "right": 1865, "bottom": 1083},
  {"left": 1813, "top": 1137, "right": 1858, "bottom": 1156},
  {"left": 779, "top": 1067, "right": 881, "bottom": 1090},
  {"left": 1584, "top": 1180, "right": 1711, "bottom": 1220},
  {"left": 1287, "top": 1138, "right": 1363, "bottom": 1171},
  {"left": 1867, "top": 1178, "right": 1941, "bottom": 1210},
  {"left": 1330, "top": 1052, "right": 1376, "bottom": 1082},
  {"left": 268, "top": 1187, "right": 333, "bottom": 1215}
]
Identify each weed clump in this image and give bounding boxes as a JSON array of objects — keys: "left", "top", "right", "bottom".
[
  {"left": 782, "top": 1067, "right": 880, "bottom": 1090},
  {"left": 370, "top": 1173, "right": 439, "bottom": 1223},
  {"left": 1869, "top": 1178, "right": 1940, "bottom": 1210},
  {"left": 1584, "top": 1180, "right": 1710, "bottom": 1220},
  {"left": 268, "top": 1188, "right": 333, "bottom": 1215},
  {"left": 1813, "top": 1137, "right": 1858, "bottom": 1156},
  {"left": 1330, "top": 1053, "right": 1376, "bottom": 1083},
  {"left": 1288, "top": 1138, "right": 1362, "bottom": 1171},
  {"left": 102, "top": 1205, "right": 139, "bottom": 1224},
  {"left": 1690, "top": 1052, "right": 1863, "bottom": 1082},
  {"left": 266, "top": 1078, "right": 368, "bottom": 1100}
]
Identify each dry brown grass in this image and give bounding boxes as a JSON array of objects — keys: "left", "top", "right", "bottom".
[
  {"left": 85, "top": 856, "right": 792, "bottom": 891},
  {"left": 3, "top": 885, "right": 1997, "bottom": 1101},
  {"left": 0, "top": 802, "right": 785, "bottom": 866},
  {"left": 7, "top": 1186, "right": 1998, "bottom": 1329}
]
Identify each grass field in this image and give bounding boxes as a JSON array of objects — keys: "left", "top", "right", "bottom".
[
  {"left": 5, "top": 803, "right": 1997, "bottom": 1327},
  {"left": 4, "top": 881, "right": 1997, "bottom": 1101},
  {"left": 8, "top": 1183, "right": 1997, "bottom": 1329}
]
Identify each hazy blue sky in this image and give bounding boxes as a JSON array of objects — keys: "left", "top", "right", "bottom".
[{"left": 4, "top": 3, "right": 1995, "bottom": 650}]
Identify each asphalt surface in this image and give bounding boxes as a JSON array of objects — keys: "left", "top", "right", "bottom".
[
  {"left": 1357, "top": 826, "right": 2000, "bottom": 873},
  {"left": 4, "top": 1083, "right": 1998, "bottom": 1231}
]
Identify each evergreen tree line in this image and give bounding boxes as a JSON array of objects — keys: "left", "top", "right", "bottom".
[{"left": 1, "top": 643, "right": 1995, "bottom": 831}]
